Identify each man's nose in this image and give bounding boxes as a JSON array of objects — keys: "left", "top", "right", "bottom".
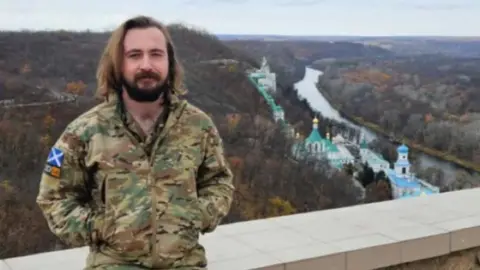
[{"left": 139, "top": 56, "right": 153, "bottom": 70}]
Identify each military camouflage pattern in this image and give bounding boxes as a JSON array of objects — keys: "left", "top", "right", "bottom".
[{"left": 36, "top": 93, "right": 235, "bottom": 270}]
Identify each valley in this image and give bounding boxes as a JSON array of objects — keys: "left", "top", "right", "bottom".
[
  {"left": 225, "top": 36, "right": 480, "bottom": 188},
  {"left": 1, "top": 28, "right": 479, "bottom": 260},
  {"left": 315, "top": 55, "right": 480, "bottom": 174},
  {"left": 0, "top": 27, "right": 372, "bottom": 259}
]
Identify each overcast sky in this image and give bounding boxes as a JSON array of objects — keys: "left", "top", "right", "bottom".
[{"left": 0, "top": 0, "right": 478, "bottom": 36}]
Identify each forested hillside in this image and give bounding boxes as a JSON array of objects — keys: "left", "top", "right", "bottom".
[
  {"left": 224, "top": 40, "right": 393, "bottom": 85},
  {"left": 317, "top": 55, "right": 480, "bottom": 172}
]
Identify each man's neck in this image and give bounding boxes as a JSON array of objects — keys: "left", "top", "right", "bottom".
[{"left": 122, "top": 90, "right": 164, "bottom": 135}]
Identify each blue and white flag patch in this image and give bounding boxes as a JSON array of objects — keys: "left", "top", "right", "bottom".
[{"left": 47, "top": 147, "right": 64, "bottom": 167}]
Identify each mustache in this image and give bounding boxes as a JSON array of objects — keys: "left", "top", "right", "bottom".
[{"left": 134, "top": 71, "right": 162, "bottom": 82}]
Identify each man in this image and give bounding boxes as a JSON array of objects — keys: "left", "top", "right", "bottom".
[{"left": 36, "top": 15, "right": 235, "bottom": 270}]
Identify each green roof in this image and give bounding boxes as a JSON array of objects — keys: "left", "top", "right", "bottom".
[
  {"left": 305, "top": 128, "right": 323, "bottom": 143},
  {"left": 304, "top": 127, "right": 339, "bottom": 153},
  {"left": 360, "top": 138, "right": 368, "bottom": 149},
  {"left": 324, "top": 139, "right": 339, "bottom": 152},
  {"left": 247, "top": 70, "right": 294, "bottom": 136},
  {"left": 249, "top": 73, "right": 266, "bottom": 79}
]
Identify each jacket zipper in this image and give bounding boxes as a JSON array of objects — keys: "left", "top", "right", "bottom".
[
  {"left": 149, "top": 130, "right": 169, "bottom": 266},
  {"left": 111, "top": 117, "right": 161, "bottom": 267},
  {"left": 148, "top": 102, "right": 185, "bottom": 266},
  {"left": 148, "top": 172, "right": 157, "bottom": 266},
  {"left": 114, "top": 101, "right": 186, "bottom": 267}
]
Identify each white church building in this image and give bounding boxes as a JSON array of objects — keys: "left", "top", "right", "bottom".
[{"left": 249, "top": 56, "right": 277, "bottom": 93}]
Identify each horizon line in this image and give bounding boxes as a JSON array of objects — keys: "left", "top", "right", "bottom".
[
  {"left": 215, "top": 34, "right": 480, "bottom": 38},
  {"left": 0, "top": 28, "right": 479, "bottom": 38},
  {"left": 1, "top": 30, "right": 479, "bottom": 38}
]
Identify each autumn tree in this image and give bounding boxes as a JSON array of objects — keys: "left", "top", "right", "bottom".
[
  {"left": 40, "top": 110, "right": 56, "bottom": 149},
  {"left": 265, "top": 196, "right": 296, "bottom": 217},
  {"left": 364, "top": 180, "right": 393, "bottom": 203},
  {"left": 20, "top": 63, "right": 31, "bottom": 74},
  {"left": 226, "top": 113, "right": 241, "bottom": 134},
  {"left": 65, "top": 80, "right": 87, "bottom": 96}
]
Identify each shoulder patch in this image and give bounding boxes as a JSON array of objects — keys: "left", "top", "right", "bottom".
[
  {"left": 47, "top": 147, "right": 65, "bottom": 168},
  {"left": 44, "top": 163, "right": 62, "bottom": 178}
]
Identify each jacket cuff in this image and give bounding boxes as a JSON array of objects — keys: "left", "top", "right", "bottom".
[{"left": 197, "top": 198, "right": 217, "bottom": 233}]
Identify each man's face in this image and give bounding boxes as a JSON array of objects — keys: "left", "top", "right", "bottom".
[{"left": 121, "top": 26, "right": 170, "bottom": 102}]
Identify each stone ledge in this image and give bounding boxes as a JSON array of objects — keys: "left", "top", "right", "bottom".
[{"left": 3, "top": 188, "right": 480, "bottom": 270}]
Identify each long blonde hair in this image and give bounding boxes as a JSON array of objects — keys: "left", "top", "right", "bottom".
[{"left": 95, "top": 15, "right": 186, "bottom": 100}]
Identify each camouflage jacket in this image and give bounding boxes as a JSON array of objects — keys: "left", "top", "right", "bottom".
[{"left": 36, "top": 93, "right": 234, "bottom": 269}]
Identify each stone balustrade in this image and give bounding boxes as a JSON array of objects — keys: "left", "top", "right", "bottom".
[{"left": 2, "top": 187, "right": 480, "bottom": 270}]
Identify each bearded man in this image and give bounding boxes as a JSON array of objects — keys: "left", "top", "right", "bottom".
[{"left": 36, "top": 15, "right": 234, "bottom": 270}]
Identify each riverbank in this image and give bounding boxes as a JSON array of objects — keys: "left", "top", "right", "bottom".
[{"left": 317, "top": 85, "right": 480, "bottom": 173}]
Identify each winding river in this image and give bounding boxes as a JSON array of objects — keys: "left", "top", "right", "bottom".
[{"left": 294, "top": 67, "right": 458, "bottom": 181}]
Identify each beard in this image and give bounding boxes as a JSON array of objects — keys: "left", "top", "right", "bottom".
[{"left": 121, "top": 71, "right": 169, "bottom": 103}]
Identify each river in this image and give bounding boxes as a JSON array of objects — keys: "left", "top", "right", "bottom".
[{"left": 294, "top": 67, "right": 458, "bottom": 181}]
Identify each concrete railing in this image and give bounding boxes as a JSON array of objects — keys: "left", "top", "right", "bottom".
[{"left": 3, "top": 188, "right": 480, "bottom": 270}]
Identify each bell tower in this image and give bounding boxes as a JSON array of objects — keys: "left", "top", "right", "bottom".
[{"left": 394, "top": 144, "right": 411, "bottom": 179}]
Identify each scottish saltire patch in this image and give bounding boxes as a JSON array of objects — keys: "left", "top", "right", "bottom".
[{"left": 47, "top": 147, "right": 64, "bottom": 168}]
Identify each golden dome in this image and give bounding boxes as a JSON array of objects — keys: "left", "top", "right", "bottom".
[{"left": 313, "top": 117, "right": 319, "bottom": 124}]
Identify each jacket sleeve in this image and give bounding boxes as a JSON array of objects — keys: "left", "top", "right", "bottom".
[
  {"left": 36, "top": 128, "right": 101, "bottom": 247},
  {"left": 196, "top": 120, "right": 235, "bottom": 233}
]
